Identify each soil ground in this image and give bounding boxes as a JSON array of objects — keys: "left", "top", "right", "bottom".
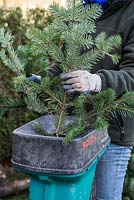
[
  {"left": 1, "top": 191, "right": 29, "bottom": 200},
  {"left": 0, "top": 160, "right": 29, "bottom": 200}
]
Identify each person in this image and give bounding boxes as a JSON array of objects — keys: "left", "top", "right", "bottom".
[
  {"left": 29, "top": 0, "right": 134, "bottom": 199},
  {"left": 48, "top": 0, "right": 134, "bottom": 199}
]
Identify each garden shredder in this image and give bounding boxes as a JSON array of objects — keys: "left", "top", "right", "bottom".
[{"left": 12, "top": 115, "right": 110, "bottom": 200}]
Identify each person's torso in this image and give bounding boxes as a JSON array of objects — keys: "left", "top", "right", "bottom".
[{"left": 92, "top": 0, "right": 134, "bottom": 146}]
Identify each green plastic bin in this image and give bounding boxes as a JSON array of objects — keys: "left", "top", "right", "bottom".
[
  {"left": 17, "top": 148, "right": 107, "bottom": 200},
  {"left": 12, "top": 115, "right": 110, "bottom": 200}
]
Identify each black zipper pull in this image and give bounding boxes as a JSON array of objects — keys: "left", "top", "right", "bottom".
[{"left": 120, "top": 127, "right": 125, "bottom": 141}]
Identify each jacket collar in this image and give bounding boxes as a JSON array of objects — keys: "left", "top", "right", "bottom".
[
  {"left": 100, "top": 0, "right": 132, "bottom": 18},
  {"left": 106, "top": 0, "right": 132, "bottom": 10}
]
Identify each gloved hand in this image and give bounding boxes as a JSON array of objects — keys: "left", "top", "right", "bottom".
[
  {"left": 60, "top": 70, "right": 102, "bottom": 94},
  {"left": 27, "top": 74, "right": 41, "bottom": 83},
  {"left": 46, "top": 63, "right": 62, "bottom": 77}
]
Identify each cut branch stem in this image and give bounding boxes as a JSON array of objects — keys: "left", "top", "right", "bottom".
[{"left": 56, "top": 92, "right": 67, "bottom": 136}]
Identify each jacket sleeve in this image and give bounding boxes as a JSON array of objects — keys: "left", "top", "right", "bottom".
[{"left": 98, "top": 26, "right": 134, "bottom": 97}]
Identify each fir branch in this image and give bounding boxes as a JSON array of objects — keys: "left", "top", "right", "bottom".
[
  {"left": 117, "top": 107, "right": 134, "bottom": 117},
  {"left": 26, "top": 28, "right": 48, "bottom": 56},
  {"left": 0, "top": 28, "right": 23, "bottom": 75},
  {"left": 44, "top": 91, "right": 63, "bottom": 107},
  {"left": 1, "top": 1, "right": 133, "bottom": 143},
  {"left": 25, "top": 92, "right": 46, "bottom": 114},
  {"left": 48, "top": 44, "right": 65, "bottom": 64},
  {"left": 110, "top": 53, "right": 121, "bottom": 65},
  {"left": 78, "top": 34, "right": 94, "bottom": 49},
  {"left": 83, "top": 90, "right": 134, "bottom": 130},
  {"left": 76, "top": 33, "right": 121, "bottom": 70},
  {"left": 26, "top": 26, "right": 57, "bottom": 56},
  {"left": 55, "top": 0, "right": 82, "bottom": 135},
  {"left": 115, "top": 92, "right": 134, "bottom": 118},
  {"left": 76, "top": 48, "right": 103, "bottom": 70},
  {"left": 52, "top": 19, "right": 70, "bottom": 35},
  {"left": 14, "top": 76, "right": 63, "bottom": 106},
  {"left": 0, "top": 28, "right": 12, "bottom": 48},
  {"left": 63, "top": 121, "right": 85, "bottom": 144},
  {"left": 49, "top": 3, "right": 70, "bottom": 23},
  {"left": 78, "top": 4, "right": 102, "bottom": 22},
  {"left": 32, "top": 121, "right": 49, "bottom": 135},
  {"left": 0, "top": 98, "right": 25, "bottom": 118},
  {"left": 56, "top": 92, "right": 67, "bottom": 136}
]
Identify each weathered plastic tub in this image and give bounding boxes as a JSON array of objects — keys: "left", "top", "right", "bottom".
[{"left": 12, "top": 115, "right": 110, "bottom": 200}]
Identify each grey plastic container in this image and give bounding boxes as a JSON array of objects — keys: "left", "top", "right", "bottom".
[{"left": 12, "top": 115, "right": 110, "bottom": 175}]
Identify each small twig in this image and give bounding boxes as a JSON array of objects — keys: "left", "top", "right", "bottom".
[
  {"left": 117, "top": 107, "right": 134, "bottom": 114},
  {"left": 56, "top": 92, "right": 67, "bottom": 136}
]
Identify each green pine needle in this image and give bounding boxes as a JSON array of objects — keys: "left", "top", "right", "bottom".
[{"left": 32, "top": 121, "right": 48, "bottom": 136}]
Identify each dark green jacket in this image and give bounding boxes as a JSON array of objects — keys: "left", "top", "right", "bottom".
[{"left": 93, "top": 0, "right": 134, "bottom": 146}]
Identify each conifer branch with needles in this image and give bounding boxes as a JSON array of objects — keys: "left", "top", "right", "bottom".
[
  {"left": 0, "top": 97, "right": 26, "bottom": 118},
  {"left": 0, "top": 28, "right": 23, "bottom": 75},
  {"left": 0, "top": 0, "right": 134, "bottom": 144}
]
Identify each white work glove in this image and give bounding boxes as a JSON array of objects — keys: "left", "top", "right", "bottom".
[{"left": 60, "top": 70, "right": 102, "bottom": 94}]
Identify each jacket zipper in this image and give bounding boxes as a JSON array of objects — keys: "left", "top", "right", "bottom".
[{"left": 115, "top": 114, "right": 125, "bottom": 141}]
